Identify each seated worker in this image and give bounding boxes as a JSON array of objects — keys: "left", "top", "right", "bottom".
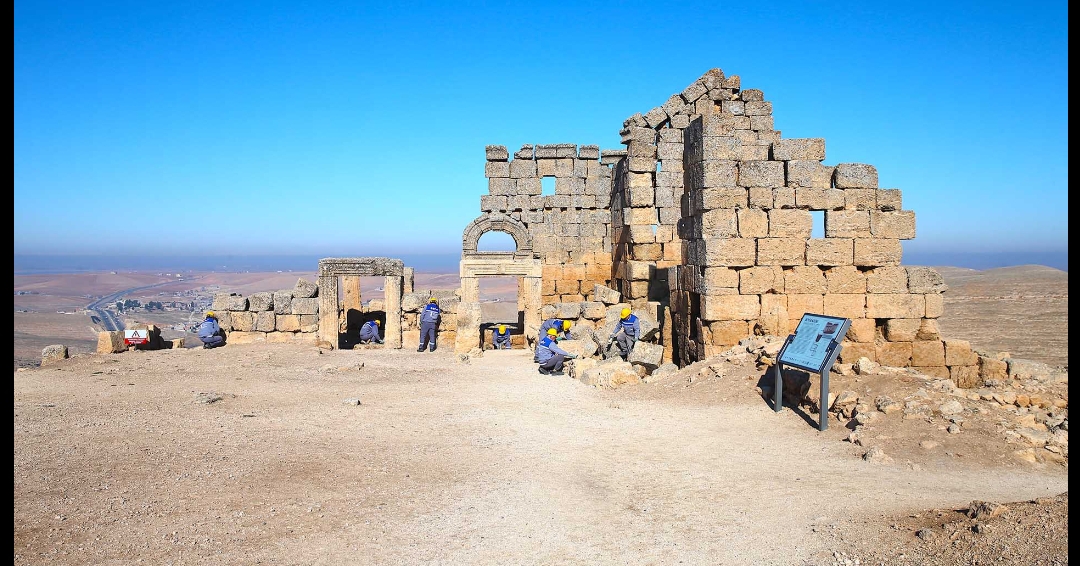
[
  {"left": 358, "top": 319, "right": 384, "bottom": 344},
  {"left": 535, "top": 319, "right": 573, "bottom": 361},
  {"left": 607, "top": 307, "right": 640, "bottom": 360},
  {"left": 197, "top": 311, "right": 226, "bottom": 349},
  {"left": 492, "top": 324, "right": 512, "bottom": 350},
  {"left": 536, "top": 327, "right": 576, "bottom": 375}
]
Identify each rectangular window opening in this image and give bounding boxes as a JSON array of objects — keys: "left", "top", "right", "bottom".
[
  {"left": 811, "top": 210, "right": 825, "bottom": 239},
  {"left": 541, "top": 176, "right": 556, "bottom": 196}
]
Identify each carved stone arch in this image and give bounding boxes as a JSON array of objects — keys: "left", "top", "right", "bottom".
[{"left": 461, "top": 213, "right": 533, "bottom": 256}]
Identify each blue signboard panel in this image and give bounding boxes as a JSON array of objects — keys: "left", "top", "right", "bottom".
[{"left": 778, "top": 314, "right": 850, "bottom": 373}]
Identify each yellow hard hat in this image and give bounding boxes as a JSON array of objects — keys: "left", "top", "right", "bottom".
[
  {"left": 429, "top": 297, "right": 438, "bottom": 303},
  {"left": 620, "top": 307, "right": 631, "bottom": 319},
  {"left": 206, "top": 311, "right": 217, "bottom": 319},
  {"left": 546, "top": 327, "right": 558, "bottom": 336},
  {"left": 375, "top": 320, "right": 381, "bottom": 325},
  {"left": 562, "top": 320, "right": 572, "bottom": 331},
  {"left": 498, "top": 324, "right": 506, "bottom": 333}
]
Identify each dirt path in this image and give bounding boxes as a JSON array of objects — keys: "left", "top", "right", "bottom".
[{"left": 13, "top": 344, "right": 1067, "bottom": 565}]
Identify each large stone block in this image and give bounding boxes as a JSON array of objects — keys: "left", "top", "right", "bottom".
[
  {"left": 703, "top": 239, "right": 757, "bottom": 267},
  {"left": 740, "top": 266, "right": 785, "bottom": 294},
  {"left": 510, "top": 158, "right": 537, "bottom": 179},
  {"left": 248, "top": 292, "right": 274, "bottom": 312},
  {"left": 757, "top": 295, "right": 790, "bottom": 336},
  {"left": 213, "top": 293, "right": 248, "bottom": 312},
  {"left": 911, "top": 340, "right": 946, "bottom": 366},
  {"left": 97, "top": 331, "right": 125, "bottom": 354},
  {"left": 230, "top": 311, "right": 255, "bottom": 332},
  {"left": 944, "top": 339, "right": 977, "bottom": 366},
  {"left": 273, "top": 291, "right": 293, "bottom": 315},
  {"left": 870, "top": 211, "right": 916, "bottom": 239},
  {"left": 772, "top": 138, "right": 825, "bottom": 161},
  {"left": 593, "top": 285, "right": 621, "bottom": 305},
  {"left": 876, "top": 342, "right": 912, "bottom": 367},
  {"left": 916, "top": 318, "right": 941, "bottom": 340},
  {"left": 628, "top": 341, "right": 665, "bottom": 371},
  {"left": 709, "top": 320, "right": 752, "bottom": 346},
  {"left": 579, "top": 359, "right": 640, "bottom": 388},
  {"left": 786, "top": 294, "right": 824, "bottom": 322},
  {"left": 785, "top": 266, "right": 827, "bottom": 294},
  {"left": 697, "top": 187, "right": 748, "bottom": 210},
  {"left": 854, "top": 239, "right": 903, "bottom": 267},
  {"left": 866, "top": 294, "right": 924, "bottom": 318},
  {"left": 756, "top": 238, "right": 805, "bottom": 266},
  {"left": 488, "top": 177, "right": 516, "bottom": 195},
  {"left": 924, "top": 294, "right": 944, "bottom": 318},
  {"left": 737, "top": 208, "right": 768, "bottom": 238},
  {"left": 823, "top": 294, "right": 865, "bottom": 320},
  {"left": 824, "top": 210, "right": 870, "bottom": 238},
  {"left": 291, "top": 298, "right": 320, "bottom": 315},
  {"left": 786, "top": 161, "right": 832, "bottom": 189},
  {"left": 294, "top": 278, "right": 318, "bottom": 298},
  {"left": 702, "top": 294, "right": 760, "bottom": 321},
  {"left": 485, "top": 161, "right": 510, "bottom": 178},
  {"left": 768, "top": 209, "right": 812, "bottom": 238},
  {"left": 276, "top": 314, "right": 302, "bottom": 332},
  {"left": 866, "top": 266, "right": 908, "bottom": 293},
  {"left": 906, "top": 267, "right": 948, "bottom": 294},
  {"left": 703, "top": 267, "right": 740, "bottom": 291},
  {"left": 884, "top": 318, "right": 921, "bottom": 342},
  {"left": 486, "top": 145, "right": 509, "bottom": 161},
  {"left": 876, "top": 189, "right": 902, "bottom": 211},
  {"left": 846, "top": 318, "right": 875, "bottom": 342},
  {"left": 837, "top": 341, "right": 876, "bottom": 364},
  {"left": 794, "top": 188, "right": 827, "bottom": 209},
  {"left": 738, "top": 161, "right": 785, "bottom": 188},
  {"left": 772, "top": 187, "right": 796, "bottom": 209},
  {"left": 978, "top": 356, "right": 1008, "bottom": 382},
  {"left": 748, "top": 187, "right": 773, "bottom": 208},
  {"left": 806, "top": 238, "right": 853, "bottom": 266},
  {"left": 254, "top": 311, "right": 276, "bottom": 332},
  {"left": 824, "top": 266, "right": 866, "bottom": 293},
  {"left": 834, "top": 163, "right": 878, "bottom": 189},
  {"left": 700, "top": 208, "right": 738, "bottom": 238},
  {"left": 951, "top": 365, "right": 980, "bottom": 389}
]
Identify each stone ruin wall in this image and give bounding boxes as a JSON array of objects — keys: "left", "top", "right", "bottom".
[
  {"left": 481, "top": 143, "right": 616, "bottom": 304},
  {"left": 473, "top": 68, "right": 978, "bottom": 384},
  {"left": 208, "top": 277, "right": 322, "bottom": 345}
]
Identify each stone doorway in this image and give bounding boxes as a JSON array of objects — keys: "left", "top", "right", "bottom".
[{"left": 317, "top": 257, "right": 405, "bottom": 349}]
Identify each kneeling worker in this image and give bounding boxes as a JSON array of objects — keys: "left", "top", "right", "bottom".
[
  {"left": 536, "top": 327, "right": 576, "bottom": 375},
  {"left": 492, "top": 324, "right": 512, "bottom": 350},
  {"left": 535, "top": 318, "right": 572, "bottom": 361},
  {"left": 359, "top": 319, "right": 384, "bottom": 344},
  {"left": 197, "top": 311, "right": 226, "bottom": 349},
  {"left": 607, "top": 307, "right": 640, "bottom": 360}
]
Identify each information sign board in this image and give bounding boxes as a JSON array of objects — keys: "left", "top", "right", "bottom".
[
  {"left": 777, "top": 314, "right": 850, "bottom": 373},
  {"left": 123, "top": 329, "right": 149, "bottom": 346}
]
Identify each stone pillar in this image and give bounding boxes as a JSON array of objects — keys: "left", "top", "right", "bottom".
[
  {"left": 522, "top": 276, "right": 542, "bottom": 347},
  {"left": 342, "top": 275, "right": 362, "bottom": 345},
  {"left": 661, "top": 304, "right": 673, "bottom": 364},
  {"left": 317, "top": 275, "right": 339, "bottom": 348},
  {"left": 460, "top": 276, "right": 479, "bottom": 303},
  {"left": 455, "top": 301, "right": 482, "bottom": 353},
  {"left": 384, "top": 275, "right": 403, "bottom": 349},
  {"left": 403, "top": 267, "right": 415, "bottom": 293}
]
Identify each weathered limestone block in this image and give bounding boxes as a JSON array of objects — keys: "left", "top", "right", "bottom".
[
  {"left": 748, "top": 187, "right": 773, "bottom": 208},
  {"left": 699, "top": 208, "right": 739, "bottom": 238},
  {"left": 844, "top": 189, "right": 877, "bottom": 210},
  {"left": 702, "top": 294, "right": 760, "bottom": 321},
  {"left": 806, "top": 238, "right": 853, "bottom": 266},
  {"left": 834, "top": 163, "right": 878, "bottom": 189},
  {"left": 870, "top": 211, "right": 916, "bottom": 239},
  {"left": 230, "top": 311, "right": 255, "bottom": 332},
  {"left": 559, "top": 339, "right": 598, "bottom": 359},
  {"left": 555, "top": 302, "right": 582, "bottom": 319},
  {"left": 745, "top": 101, "right": 773, "bottom": 116},
  {"left": 916, "top": 318, "right": 941, "bottom": 340},
  {"left": 772, "top": 138, "right": 825, "bottom": 161},
  {"left": 486, "top": 145, "right": 509, "bottom": 161},
  {"left": 825, "top": 210, "right": 871, "bottom": 238},
  {"left": 772, "top": 187, "right": 796, "bottom": 208},
  {"left": 97, "top": 331, "right": 125, "bottom": 354},
  {"left": 876, "top": 189, "right": 902, "bottom": 211},
  {"left": 581, "top": 301, "right": 606, "bottom": 319},
  {"left": 709, "top": 320, "right": 751, "bottom": 346},
  {"left": 273, "top": 291, "right": 293, "bottom": 315},
  {"left": 294, "top": 278, "right": 318, "bottom": 298},
  {"left": 978, "top": 355, "right": 1009, "bottom": 382},
  {"left": 697, "top": 187, "right": 748, "bottom": 210},
  {"left": 578, "top": 145, "right": 600, "bottom": 160},
  {"left": 737, "top": 209, "right": 768, "bottom": 238},
  {"left": 825, "top": 266, "right": 866, "bottom": 294},
  {"left": 253, "top": 311, "right": 276, "bottom": 332},
  {"left": 951, "top": 365, "right": 981, "bottom": 389},
  {"left": 291, "top": 298, "right": 320, "bottom": 315},
  {"left": 554, "top": 144, "right": 577, "bottom": 158},
  {"left": 787, "top": 294, "right": 824, "bottom": 322},
  {"left": 485, "top": 161, "right": 510, "bottom": 178},
  {"left": 41, "top": 345, "right": 68, "bottom": 365},
  {"left": 944, "top": 339, "right": 978, "bottom": 366},
  {"left": 924, "top": 294, "right": 944, "bottom": 318},
  {"left": 846, "top": 318, "right": 875, "bottom": 343},
  {"left": 823, "top": 294, "right": 865, "bottom": 320},
  {"left": 785, "top": 266, "right": 827, "bottom": 294},
  {"left": 299, "top": 315, "right": 319, "bottom": 333},
  {"left": 824, "top": 188, "right": 845, "bottom": 210},
  {"left": 749, "top": 115, "right": 774, "bottom": 131},
  {"left": 906, "top": 267, "right": 948, "bottom": 294},
  {"left": 911, "top": 340, "right": 946, "bottom": 366},
  {"left": 580, "top": 359, "right": 640, "bottom": 388},
  {"left": 703, "top": 267, "right": 740, "bottom": 292},
  {"left": 884, "top": 318, "right": 921, "bottom": 342},
  {"left": 794, "top": 188, "right": 827, "bottom": 209},
  {"left": 768, "top": 209, "right": 812, "bottom": 238},
  {"left": 628, "top": 341, "right": 665, "bottom": 371},
  {"left": 866, "top": 266, "right": 909, "bottom": 293},
  {"left": 866, "top": 294, "right": 924, "bottom": 318},
  {"left": 213, "top": 293, "right": 248, "bottom": 312},
  {"left": 248, "top": 292, "right": 274, "bottom": 312},
  {"left": 740, "top": 266, "right": 785, "bottom": 294},
  {"left": 837, "top": 342, "right": 876, "bottom": 364},
  {"left": 738, "top": 161, "right": 785, "bottom": 188},
  {"left": 593, "top": 285, "right": 621, "bottom": 305},
  {"left": 786, "top": 161, "right": 832, "bottom": 189},
  {"left": 276, "top": 314, "right": 301, "bottom": 332},
  {"left": 757, "top": 238, "right": 805, "bottom": 266},
  {"left": 854, "top": 239, "right": 903, "bottom": 267},
  {"left": 876, "top": 342, "right": 912, "bottom": 367},
  {"left": 756, "top": 295, "right": 789, "bottom": 336},
  {"left": 704, "top": 239, "right": 756, "bottom": 267},
  {"left": 455, "top": 302, "right": 482, "bottom": 353},
  {"left": 227, "top": 331, "right": 266, "bottom": 345}
]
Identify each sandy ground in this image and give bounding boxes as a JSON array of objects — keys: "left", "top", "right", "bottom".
[{"left": 14, "top": 343, "right": 1067, "bottom": 565}]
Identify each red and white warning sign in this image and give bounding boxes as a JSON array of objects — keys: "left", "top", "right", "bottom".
[{"left": 123, "top": 329, "right": 149, "bottom": 345}]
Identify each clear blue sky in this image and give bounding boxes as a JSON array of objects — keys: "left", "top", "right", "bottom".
[{"left": 14, "top": 1, "right": 1068, "bottom": 265}]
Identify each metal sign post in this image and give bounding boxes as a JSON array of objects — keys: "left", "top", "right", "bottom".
[{"left": 773, "top": 314, "right": 851, "bottom": 432}]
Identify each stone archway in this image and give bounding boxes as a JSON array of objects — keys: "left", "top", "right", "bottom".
[
  {"left": 461, "top": 213, "right": 533, "bottom": 256},
  {"left": 317, "top": 257, "right": 405, "bottom": 349}
]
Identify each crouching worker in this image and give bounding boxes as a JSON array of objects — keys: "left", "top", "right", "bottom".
[
  {"left": 492, "top": 324, "right": 511, "bottom": 350},
  {"left": 197, "top": 311, "right": 226, "bottom": 349},
  {"left": 607, "top": 307, "right": 640, "bottom": 361},
  {"left": 536, "top": 327, "right": 576, "bottom": 375},
  {"left": 359, "top": 319, "right": 384, "bottom": 344}
]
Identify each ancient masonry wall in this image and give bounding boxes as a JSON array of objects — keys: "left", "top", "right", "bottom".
[
  {"left": 210, "top": 277, "right": 321, "bottom": 345},
  {"left": 481, "top": 144, "right": 614, "bottom": 304}
]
